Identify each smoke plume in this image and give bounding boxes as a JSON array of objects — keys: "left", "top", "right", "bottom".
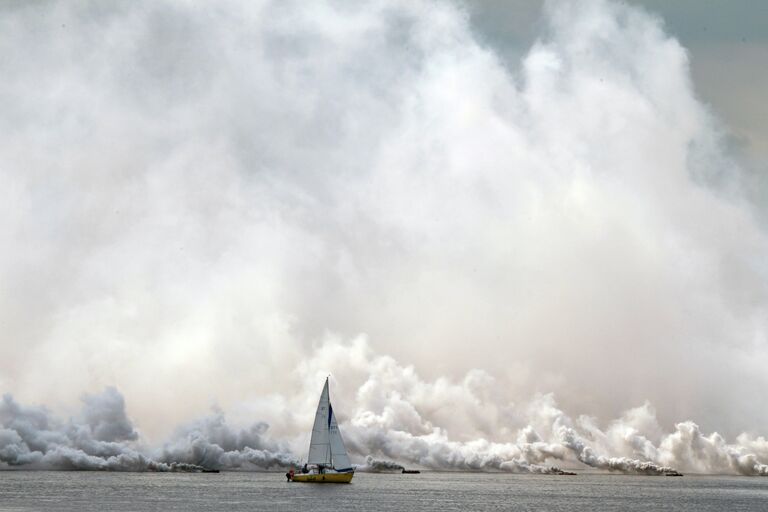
[
  {"left": 158, "top": 410, "right": 297, "bottom": 470},
  {"left": 355, "top": 456, "right": 404, "bottom": 473},
  {"left": 3, "top": 344, "right": 768, "bottom": 476},
  {"left": 0, "top": 0, "right": 767, "bottom": 478},
  {"left": 0, "top": 387, "right": 293, "bottom": 471}
]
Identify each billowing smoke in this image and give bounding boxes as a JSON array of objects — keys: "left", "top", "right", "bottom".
[
  {"left": 294, "top": 337, "right": 768, "bottom": 476},
  {"left": 355, "top": 455, "right": 404, "bottom": 472},
  {"left": 0, "top": 387, "right": 162, "bottom": 471},
  {"left": 0, "top": 387, "right": 293, "bottom": 471},
  {"left": 158, "top": 409, "right": 297, "bottom": 470},
  {"left": 658, "top": 422, "right": 768, "bottom": 476},
  {"left": 557, "top": 425, "right": 676, "bottom": 475},
  {"left": 345, "top": 422, "right": 568, "bottom": 474},
  {"left": 1, "top": 0, "right": 767, "bottom": 478},
  {"left": 3, "top": 342, "right": 768, "bottom": 476}
]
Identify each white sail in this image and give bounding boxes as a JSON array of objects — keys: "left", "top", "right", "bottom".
[
  {"left": 307, "top": 379, "right": 331, "bottom": 465},
  {"left": 328, "top": 406, "right": 352, "bottom": 470},
  {"left": 306, "top": 378, "right": 352, "bottom": 471}
]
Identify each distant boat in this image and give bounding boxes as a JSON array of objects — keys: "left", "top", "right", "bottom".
[
  {"left": 290, "top": 378, "right": 354, "bottom": 483},
  {"left": 401, "top": 469, "right": 420, "bottom": 474}
]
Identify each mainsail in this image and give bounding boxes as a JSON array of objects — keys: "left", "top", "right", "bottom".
[
  {"left": 306, "top": 378, "right": 352, "bottom": 470},
  {"left": 307, "top": 379, "right": 331, "bottom": 465}
]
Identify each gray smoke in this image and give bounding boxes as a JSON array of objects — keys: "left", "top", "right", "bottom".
[
  {"left": 1, "top": 0, "right": 767, "bottom": 446},
  {"left": 557, "top": 425, "right": 676, "bottom": 475},
  {"left": 158, "top": 409, "right": 297, "bottom": 470},
  {"left": 81, "top": 387, "right": 139, "bottom": 443},
  {"left": 3, "top": 381, "right": 768, "bottom": 476},
  {"left": 355, "top": 455, "right": 404, "bottom": 472},
  {"left": 0, "top": 387, "right": 293, "bottom": 471},
  {"left": 0, "top": 387, "right": 149, "bottom": 470}
]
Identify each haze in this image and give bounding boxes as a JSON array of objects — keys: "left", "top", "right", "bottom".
[{"left": 0, "top": 0, "right": 766, "bottom": 474}]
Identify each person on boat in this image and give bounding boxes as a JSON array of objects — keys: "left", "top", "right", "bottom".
[
  {"left": 302, "top": 463, "right": 309, "bottom": 474},
  {"left": 285, "top": 468, "right": 294, "bottom": 482}
]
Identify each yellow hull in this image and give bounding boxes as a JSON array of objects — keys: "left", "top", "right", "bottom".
[{"left": 291, "top": 472, "right": 354, "bottom": 483}]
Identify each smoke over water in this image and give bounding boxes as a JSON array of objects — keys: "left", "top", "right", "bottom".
[
  {"left": 2, "top": 342, "right": 767, "bottom": 476},
  {"left": 0, "top": 387, "right": 293, "bottom": 471},
  {"left": 1, "top": 0, "right": 767, "bottom": 479},
  {"left": 356, "top": 456, "right": 404, "bottom": 473}
]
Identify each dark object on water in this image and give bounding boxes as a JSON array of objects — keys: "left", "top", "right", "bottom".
[
  {"left": 401, "top": 469, "right": 421, "bottom": 474},
  {"left": 664, "top": 471, "right": 684, "bottom": 477},
  {"left": 201, "top": 469, "right": 220, "bottom": 473},
  {"left": 552, "top": 470, "right": 577, "bottom": 475}
]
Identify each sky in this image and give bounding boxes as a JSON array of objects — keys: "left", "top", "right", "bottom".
[
  {"left": 1, "top": 0, "right": 767, "bottom": 474},
  {"left": 467, "top": 0, "right": 768, "bottom": 223},
  {"left": 468, "top": 0, "right": 768, "bottom": 159}
]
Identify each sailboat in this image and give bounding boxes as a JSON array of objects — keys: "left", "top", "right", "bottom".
[{"left": 291, "top": 378, "right": 354, "bottom": 483}]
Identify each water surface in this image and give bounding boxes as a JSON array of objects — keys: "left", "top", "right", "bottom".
[{"left": 1, "top": 471, "right": 767, "bottom": 511}]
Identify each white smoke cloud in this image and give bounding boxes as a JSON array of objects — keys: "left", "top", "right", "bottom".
[
  {"left": 0, "top": 0, "right": 766, "bottom": 475},
  {"left": 2, "top": 342, "right": 766, "bottom": 475},
  {"left": 302, "top": 336, "right": 768, "bottom": 476}
]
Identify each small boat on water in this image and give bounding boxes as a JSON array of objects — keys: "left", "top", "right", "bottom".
[{"left": 290, "top": 378, "right": 354, "bottom": 484}]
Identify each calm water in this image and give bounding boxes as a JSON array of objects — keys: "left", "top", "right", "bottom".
[{"left": 1, "top": 471, "right": 767, "bottom": 511}]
